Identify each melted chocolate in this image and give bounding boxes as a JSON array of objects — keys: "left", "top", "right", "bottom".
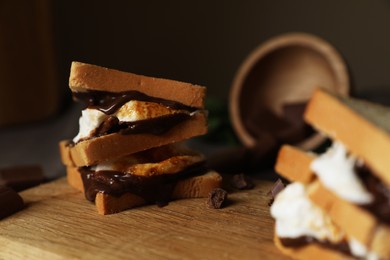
[
  {"left": 81, "top": 113, "right": 192, "bottom": 142},
  {"left": 0, "top": 185, "right": 25, "bottom": 220},
  {"left": 280, "top": 236, "right": 352, "bottom": 256},
  {"left": 73, "top": 90, "right": 196, "bottom": 115},
  {"left": 80, "top": 163, "right": 207, "bottom": 206},
  {"left": 355, "top": 163, "right": 390, "bottom": 224}
]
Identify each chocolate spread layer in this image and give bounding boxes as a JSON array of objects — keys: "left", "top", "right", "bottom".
[
  {"left": 73, "top": 90, "right": 197, "bottom": 114},
  {"left": 280, "top": 236, "right": 352, "bottom": 256},
  {"left": 74, "top": 113, "right": 193, "bottom": 143},
  {"left": 355, "top": 163, "right": 390, "bottom": 224},
  {"left": 79, "top": 162, "right": 208, "bottom": 206}
]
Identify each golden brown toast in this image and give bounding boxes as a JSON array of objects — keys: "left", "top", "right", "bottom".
[
  {"left": 274, "top": 145, "right": 390, "bottom": 258},
  {"left": 275, "top": 145, "right": 315, "bottom": 184},
  {"left": 66, "top": 166, "right": 222, "bottom": 215},
  {"left": 305, "top": 88, "right": 390, "bottom": 187},
  {"left": 69, "top": 61, "right": 206, "bottom": 108},
  {"left": 59, "top": 111, "right": 207, "bottom": 167}
]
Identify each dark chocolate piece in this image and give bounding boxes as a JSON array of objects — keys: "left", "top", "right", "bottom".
[
  {"left": 355, "top": 163, "right": 390, "bottom": 224},
  {"left": 282, "top": 102, "right": 306, "bottom": 124},
  {"left": 0, "top": 165, "right": 46, "bottom": 191},
  {"left": 230, "top": 173, "right": 255, "bottom": 190},
  {"left": 80, "top": 162, "right": 208, "bottom": 206},
  {"left": 0, "top": 185, "right": 24, "bottom": 220},
  {"left": 274, "top": 124, "right": 312, "bottom": 144},
  {"left": 267, "top": 178, "right": 285, "bottom": 206},
  {"left": 279, "top": 236, "right": 352, "bottom": 256},
  {"left": 278, "top": 102, "right": 314, "bottom": 144},
  {"left": 246, "top": 103, "right": 314, "bottom": 146},
  {"left": 245, "top": 108, "right": 290, "bottom": 140},
  {"left": 73, "top": 90, "right": 196, "bottom": 115},
  {"left": 207, "top": 188, "right": 228, "bottom": 209}
]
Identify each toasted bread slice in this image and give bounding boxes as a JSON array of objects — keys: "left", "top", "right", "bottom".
[
  {"left": 305, "top": 88, "right": 390, "bottom": 187},
  {"left": 69, "top": 61, "right": 206, "bottom": 108},
  {"left": 308, "top": 181, "right": 390, "bottom": 258},
  {"left": 274, "top": 145, "right": 390, "bottom": 258},
  {"left": 275, "top": 145, "right": 315, "bottom": 184},
  {"left": 66, "top": 166, "right": 222, "bottom": 215},
  {"left": 274, "top": 234, "right": 353, "bottom": 260},
  {"left": 59, "top": 111, "right": 207, "bottom": 167}
]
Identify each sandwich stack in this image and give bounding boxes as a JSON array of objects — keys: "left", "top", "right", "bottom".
[
  {"left": 271, "top": 89, "right": 390, "bottom": 259},
  {"left": 59, "top": 61, "right": 222, "bottom": 215}
]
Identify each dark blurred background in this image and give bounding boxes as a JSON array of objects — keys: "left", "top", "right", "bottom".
[
  {"left": 53, "top": 0, "right": 390, "bottom": 100},
  {"left": 1, "top": 0, "right": 390, "bottom": 177}
]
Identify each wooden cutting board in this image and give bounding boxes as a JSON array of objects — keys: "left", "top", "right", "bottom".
[{"left": 0, "top": 177, "right": 287, "bottom": 259}]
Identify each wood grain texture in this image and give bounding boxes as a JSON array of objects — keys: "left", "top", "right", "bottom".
[{"left": 0, "top": 178, "right": 285, "bottom": 260}]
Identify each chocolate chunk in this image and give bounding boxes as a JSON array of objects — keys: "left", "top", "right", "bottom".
[
  {"left": 282, "top": 102, "right": 307, "bottom": 124},
  {"left": 207, "top": 188, "right": 228, "bottom": 209},
  {"left": 267, "top": 178, "right": 285, "bottom": 206},
  {"left": 0, "top": 185, "right": 24, "bottom": 220},
  {"left": 246, "top": 103, "right": 314, "bottom": 146},
  {"left": 0, "top": 165, "right": 46, "bottom": 191},
  {"left": 245, "top": 108, "right": 290, "bottom": 139},
  {"left": 231, "top": 173, "right": 255, "bottom": 190},
  {"left": 275, "top": 125, "right": 309, "bottom": 144},
  {"left": 277, "top": 102, "right": 314, "bottom": 144}
]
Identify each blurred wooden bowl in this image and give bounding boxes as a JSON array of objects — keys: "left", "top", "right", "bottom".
[{"left": 229, "top": 32, "right": 350, "bottom": 150}]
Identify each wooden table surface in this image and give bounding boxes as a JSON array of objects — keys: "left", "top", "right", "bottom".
[{"left": 0, "top": 176, "right": 286, "bottom": 259}]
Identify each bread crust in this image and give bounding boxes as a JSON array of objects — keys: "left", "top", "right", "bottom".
[
  {"left": 307, "top": 180, "right": 376, "bottom": 245},
  {"left": 304, "top": 88, "right": 390, "bottom": 187},
  {"left": 69, "top": 61, "right": 206, "bottom": 108},
  {"left": 275, "top": 146, "right": 390, "bottom": 258},
  {"left": 66, "top": 166, "right": 222, "bottom": 215},
  {"left": 59, "top": 111, "right": 208, "bottom": 167},
  {"left": 275, "top": 145, "right": 315, "bottom": 184},
  {"left": 274, "top": 234, "right": 353, "bottom": 260}
]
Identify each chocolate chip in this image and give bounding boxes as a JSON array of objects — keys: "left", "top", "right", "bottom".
[
  {"left": 231, "top": 173, "right": 255, "bottom": 190},
  {"left": 0, "top": 165, "right": 46, "bottom": 191},
  {"left": 207, "top": 188, "right": 228, "bottom": 209},
  {"left": 267, "top": 178, "right": 285, "bottom": 206},
  {"left": 0, "top": 185, "right": 24, "bottom": 220}
]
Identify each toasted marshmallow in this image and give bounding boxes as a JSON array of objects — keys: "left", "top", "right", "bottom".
[
  {"left": 271, "top": 182, "right": 344, "bottom": 242},
  {"left": 73, "top": 100, "right": 190, "bottom": 143},
  {"left": 310, "top": 142, "right": 373, "bottom": 204},
  {"left": 91, "top": 143, "right": 204, "bottom": 176},
  {"left": 115, "top": 100, "right": 187, "bottom": 122}
]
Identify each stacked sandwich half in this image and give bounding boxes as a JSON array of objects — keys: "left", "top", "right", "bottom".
[
  {"left": 271, "top": 89, "right": 390, "bottom": 259},
  {"left": 59, "top": 62, "right": 222, "bottom": 215}
]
